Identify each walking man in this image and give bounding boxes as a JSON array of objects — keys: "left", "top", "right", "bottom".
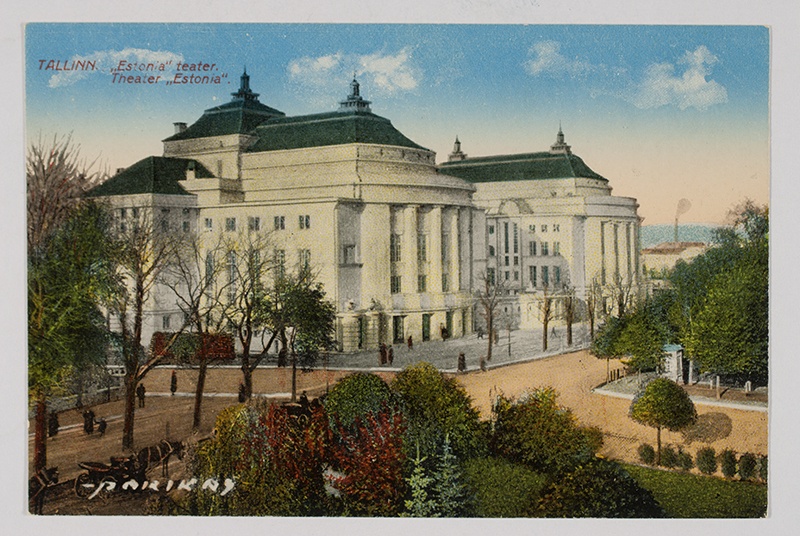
[{"left": 136, "top": 383, "right": 146, "bottom": 408}]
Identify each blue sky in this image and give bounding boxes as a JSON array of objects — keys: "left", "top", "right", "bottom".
[{"left": 25, "top": 24, "right": 769, "bottom": 224}]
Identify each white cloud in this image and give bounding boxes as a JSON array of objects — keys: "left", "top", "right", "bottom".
[
  {"left": 631, "top": 45, "right": 728, "bottom": 110},
  {"left": 287, "top": 48, "right": 421, "bottom": 97},
  {"left": 47, "top": 48, "right": 184, "bottom": 88},
  {"left": 524, "top": 40, "right": 591, "bottom": 77}
]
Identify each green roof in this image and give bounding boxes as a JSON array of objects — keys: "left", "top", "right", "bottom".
[
  {"left": 163, "top": 98, "right": 285, "bottom": 142},
  {"left": 438, "top": 152, "right": 607, "bottom": 183},
  {"left": 86, "top": 157, "right": 212, "bottom": 197},
  {"left": 246, "top": 110, "right": 428, "bottom": 152}
]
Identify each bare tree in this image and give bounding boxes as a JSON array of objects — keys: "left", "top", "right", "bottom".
[
  {"left": 111, "top": 207, "right": 180, "bottom": 450},
  {"left": 562, "top": 285, "right": 576, "bottom": 347},
  {"left": 540, "top": 285, "right": 553, "bottom": 352},
  {"left": 477, "top": 271, "right": 505, "bottom": 362},
  {"left": 585, "top": 275, "right": 602, "bottom": 342},
  {"left": 220, "top": 229, "right": 277, "bottom": 401},
  {"left": 610, "top": 270, "right": 635, "bottom": 318},
  {"left": 160, "top": 230, "right": 230, "bottom": 430}
]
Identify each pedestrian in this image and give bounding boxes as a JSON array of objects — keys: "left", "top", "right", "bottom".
[
  {"left": 48, "top": 411, "right": 59, "bottom": 438},
  {"left": 136, "top": 383, "right": 146, "bottom": 408},
  {"left": 407, "top": 335, "right": 413, "bottom": 350},
  {"left": 458, "top": 352, "right": 466, "bottom": 373},
  {"left": 480, "top": 357, "right": 487, "bottom": 372},
  {"left": 379, "top": 343, "right": 387, "bottom": 365},
  {"left": 238, "top": 382, "right": 246, "bottom": 403},
  {"left": 476, "top": 326, "right": 484, "bottom": 339},
  {"left": 97, "top": 417, "right": 107, "bottom": 437},
  {"left": 170, "top": 370, "right": 177, "bottom": 396},
  {"left": 84, "top": 409, "right": 95, "bottom": 434},
  {"left": 299, "top": 390, "right": 309, "bottom": 409},
  {"left": 388, "top": 346, "right": 394, "bottom": 366}
]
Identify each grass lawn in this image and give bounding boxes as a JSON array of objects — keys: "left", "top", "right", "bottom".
[{"left": 623, "top": 463, "right": 768, "bottom": 518}]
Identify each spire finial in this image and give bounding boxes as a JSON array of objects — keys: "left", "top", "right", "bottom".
[
  {"left": 339, "top": 75, "right": 371, "bottom": 112},
  {"left": 231, "top": 67, "right": 259, "bottom": 102}
]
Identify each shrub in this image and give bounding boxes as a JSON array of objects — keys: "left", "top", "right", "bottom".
[
  {"left": 696, "top": 447, "right": 717, "bottom": 475},
  {"left": 463, "top": 457, "right": 548, "bottom": 517},
  {"left": 676, "top": 448, "right": 694, "bottom": 472},
  {"left": 660, "top": 445, "right": 678, "bottom": 468},
  {"left": 325, "top": 372, "right": 394, "bottom": 429},
  {"left": 738, "top": 453, "right": 757, "bottom": 481},
  {"left": 490, "top": 388, "right": 602, "bottom": 476},
  {"left": 638, "top": 444, "right": 655, "bottom": 465},
  {"left": 537, "top": 459, "right": 665, "bottom": 518},
  {"left": 719, "top": 449, "right": 738, "bottom": 478},
  {"left": 758, "top": 455, "right": 768, "bottom": 482}
]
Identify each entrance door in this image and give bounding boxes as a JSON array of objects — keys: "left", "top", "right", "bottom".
[
  {"left": 393, "top": 316, "right": 405, "bottom": 344},
  {"left": 445, "top": 311, "right": 453, "bottom": 340},
  {"left": 422, "top": 314, "right": 431, "bottom": 341}
]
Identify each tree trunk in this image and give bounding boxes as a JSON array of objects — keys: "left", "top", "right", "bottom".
[
  {"left": 193, "top": 359, "right": 208, "bottom": 431},
  {"left": 566, "top": 319, "right": 573, "bottom": 346},
  {"left": 486, "top": 316, "right": 493, "bottom": 362},
  {"left": 122, "top": 375, "right": 136, "bottom": 450},
  {"left": 656, "top": 426, "right": 662, "bottom": 466},
  {"left": 291, "top": 353, "right": 298, "bottom": 403},
  {"left": 606, "top": 357, "right": 610, "bottom": 384},
  {"left": 242, "top": 357, "right": 253, "bottom": 400},
  {"left": 34, "top": 394, "right": 47, "bottom": 472},
  {"left": 542, "top": 317, "right": 549, "bottom": 351}
]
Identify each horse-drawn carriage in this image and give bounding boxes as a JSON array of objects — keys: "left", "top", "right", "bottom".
[{"left": 73, "top": 440, "right": 184, "bottom": 498}]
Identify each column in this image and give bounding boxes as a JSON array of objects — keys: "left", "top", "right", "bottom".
[
  {"left": 449, "top": 207, "right": 461, "bottom": 294},
  {"left": 403, "top": 205, "right": 418, "bottom": 295},
  {"left": 429, "top": 205, "right": 443, "bottom": 293}
]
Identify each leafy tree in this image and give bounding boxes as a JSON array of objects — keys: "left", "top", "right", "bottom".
[
  {"left": 463, "top": 457, "right": 548, "bottom": 517},
  {"left": 719, "top": 449, "right": 738, "bottom": 478},
  {"left": 615, "top": 306, "right": 668, "bottom": 372},
  {"left": 629, "top": 378, "right": 697, "bottom": 465},
  {"left": 402, "top": 451, "right": 438, "bottom": 517},
  {"left": 490, "top": 388, "right": 602, "bottom": 476},
  {"left": 391, "top": 362, "right": 485, "bottom": 460},
  {"left": 696, "top": 447, "right": 717, "bottom": 475},
  {"left": 325, "top": 372, "right": 394, "bottom": 430},
  {"left": 537, "top": 459, "right": 665, "bottom": 518},
  {"left": 592, "top": 315, "right": 628, "bottom": 382},
  {"left": 738, "top": 453, "right": 757, "bottom": 481}
]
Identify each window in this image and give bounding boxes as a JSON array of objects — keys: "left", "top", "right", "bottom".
[
  {"left": 488, "top": 225, "right": 495, "bottom": 235},
  {"left": 529, "top": 266, "right": 537, "bottom": 287},
  {"left": 542, "top": 242, "right": 549, "bottom": 256},
  {"left": 513, "top": 256, "right": 519, "bottom": 266},
  {"left": 120, "top": 208, "right": 127, "bottom": 219},
  {"left": 505, "top": 271, "right": 510, "bottom": 281},
  {"left": 529, "top": 241, "right": 537, "bottom": 256},
  {"left": 390, "top": 233, "right": 402, "bottom": 262},
  {"left": 161, "top": 219, "right": 169, "bottom": 232},
  {"left": 162, "top": 315, "right": 171, "bottom": 330},
  {"left": 119, "top": 222, "right": 127, "bottom": 233},
  {"left": 225, "top": 217, "right": 236, "bottom": 232},
  {"left": 182, "top": 220, "right": 190, "bottom": 233},
  {"left": 504, "top": 222, "right": 509, "bottom": 253},
  {"left": 274, "top": 249, "right": 285, "bottom": 277},
  {"left": 487, "top": 268, "right": 496, "bottom": 285},
  {"left": 417, "top": 234, "right": 427, "bottom": 262},
  {"left": 542, "top": 266, "right": 550, "bottom": 287},
  {"left": 489, "top": 245, "right": 495, "bottom": 257},
  {"left": 132, "top": 208, "right": 139, "bottom": 218},
  {"left": 541, "top": 224, "right": 548, "bottom": 232},
  {"left": 299, "top": 215, "right": 311, "bottom": 229},
  {"left": 553, "top": 242, "right": 560, "bottom": 255},
  {"left": 504, "top": 256, "right": 510, "bottom": 267},
  {"left": 204, "top": 218, "right": 213, "bottom": 230},
  {"left": 391, "top": 275, "right": 402, "bottom": 294},
  {"left": 442, "top": 273, "right": 449, "bottom": 292},
  {"left": 553, "top": 224, "right": 560, "bottom": 232},
  {"left": 514, "top": 271, "right": 519, "bottom": 281},
  {"left": 343, "top": 244, "right": 356, "bottom": 265},
  {"left": 274, "top": 216, "right": 285, "bottom": 230},
  {"left": 205, "top": 253, "right": 214, "bottom": 288},
  {"left": 248, "top": 216, "right": 260, "bottom": 231},
  {"left": 554, "top": 266, "right": 561, "bottom": 285},
  {"left": 228, "top": 251, "right": 237, "bottom": 301},
  {"left": 513, "top": 223, "right": 519, "bottom": 253},
  {"left": 417, "top": 274, "right": 427, "bottom": 293},
  {"left": 299, "top": 249, "right": 311, "bottom": 269}
]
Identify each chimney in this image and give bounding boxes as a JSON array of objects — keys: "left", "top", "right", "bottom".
[
  {"left": 115, "top": 167, "right": 125, "bottom": 175},
  {"left": 173, "top": 122, "right": 187, "bottom": 134}
]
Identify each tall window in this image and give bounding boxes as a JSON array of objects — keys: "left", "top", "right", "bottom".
[
  {"left": 417, "top": 274, "right": 427, "bottom": 293},
  {"left": 554, "top": 266, "right": 561, "bottom": 286},
  {"left": 553, "top": 242, "right": 560, "bottom": 255},
  {"left": 487, "top": 268, "right": 496, "bottom": 285},
  {"left": 225, "top": 217, "right": 236, "bottom": 232},
  {"left": 391, "top": 275, "right": 402, "bottom": 294},
  {"left": 274, "top": 216, "right": 285, "bottom": 230},
  {"left": 299, "top": 215, "right": 311, "bottom": 229},
  {"left": 489, "top": 245, "right": 495, "bottom": 257},
  {"left": 529, "top": 266, "right": 537, "bottom": 287},
  {"left": 504, "top": 222, "right": 509, "bottom": 254},
  {"left": 182, "top": 220, "right": 190, "bottom": 233},
  {"left": 162, "top": 315, "right": 171, "bottom": 330},
  {"left": 204, "top": 218, "right": 213, "bottom": 230},
  {"left": 529, "top": 241, "right": 537, "bottom": 256},
  {"left": 542, "top": 266, "right": 550, "bottom": 287},
  {"left": 299, "top": 249, "right": 311, "bottom": 269},
  {"left": 417, "top": 234, "right": 427, "bottom": 262},
  {"left": 488, "top": 225, "right": 495, "bottom": 235},
  {"left": 390, "top": 233, "right": 402, "bottom": 262},
  {"left": 248, "top": 216, "right": 260, "bottom": 231},
  {"left": 205, "top": 253, "right": 214, "bottom": 293},
  {"left": 542, "top": 242, "right": 549, "bottom": 256},
  {"left": 274, "top": 249, "right": 285, "bottom": 278},
  {"left": 343, "top": 244, "right": 356, "bottom": 265},
  {"left": 513, "top": 223, "right": 519, "bottom": 254},
  {"left": 227, "top": 251, "right": 237, "bottom": 301},
  {"left": 442, "top": 273, "right": 449, "bottom": 292}
]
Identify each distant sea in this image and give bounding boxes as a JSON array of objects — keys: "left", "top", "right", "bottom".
[{"left": 639, "top": 224, "right": 718, "bottom": 249}]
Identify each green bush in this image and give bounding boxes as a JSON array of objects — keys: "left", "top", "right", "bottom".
[
  {"left": 325, "top": 372, "right": 394, "bottom": 429},
  {"left": 638, "top": 444, "right": 656, "bottom": 465},
  {"left": 758, "top": 455, "right": 768, "bottom": 482},
  {"left": 719, "top": 449, "right": 738, "bottom": 478},
  {"left": 738, "top": 453, "right": 757, "bottom": 481},
  {"left": 537, "top": 459, "right": 665, "bottom": 518},
  {"left": 676, "top": 448, "right": 694, "bottom": 472},
  {"left": 463, "top": 457, "right": 548, "bottom": 517},
  {"left": 696, "top": 447, "right": 717, "bottom": 475},
  {"left": 660, "top": 445, "right": 678, "bottom": 468}
]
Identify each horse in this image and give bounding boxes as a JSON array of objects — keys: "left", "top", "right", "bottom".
[
  {"left": 29, "top": 466, "right": 58, "bottom": 515},
  {"left": 137, "top": 440, "right": 184, "bottom": 478}
]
